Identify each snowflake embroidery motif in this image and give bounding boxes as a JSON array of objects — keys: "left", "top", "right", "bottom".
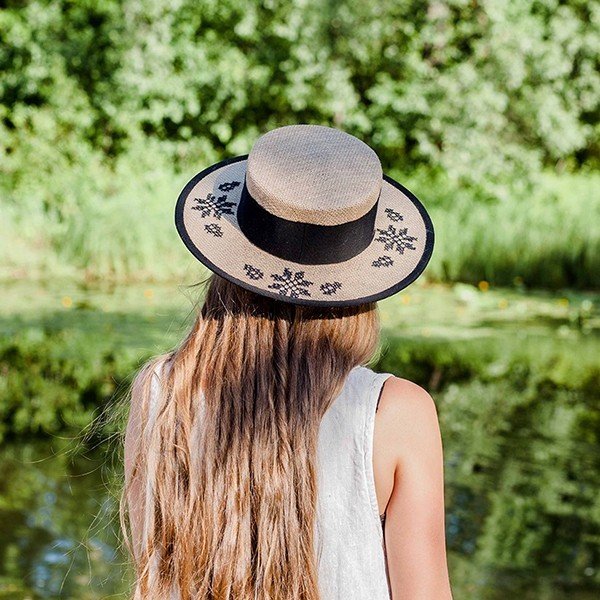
[
  {"left": 320, "top": 281, "right": 342, "bottom": 295},
  {"left": 218, "top": 181, "right": 241, "bottom": 193},
  {"left": 372, "top": 255, "right": 394, "bottom": 268},
  {"left": 191, "top": 193, "right": 236, "bottom": 219},
  {"left": 204, "top": 223, "right": 223, "bottom": 237},
  {"left": 268, "top": 268, "right": 313, "bottom": 298},
  {"left": 384, "top": 207, "right": 404, "bottom": 222},
  {"left": 243, "top": 263, "right": 264, "bottom": 281},
  {"left": 375, "top": 224, "right": 417, "bottom": 254}
]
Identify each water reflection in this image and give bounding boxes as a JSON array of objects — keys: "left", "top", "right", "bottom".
[
  {"left": 0, "top": 440, "right": 133, "bottom": 598},
  {"left": 1, "top": 408, "right": 598, "bottom": 600},
  {"left": 0, "top": 281, "right": 598, "bottom": 598}
]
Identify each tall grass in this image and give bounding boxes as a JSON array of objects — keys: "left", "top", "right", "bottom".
[
  {"left": 1, "top": 137, "right": 203, "bottom": 282},
  {"left": 2, "top": 138, "right": 598, "bottom": 289},
  {"left": 419, "top": 170, "right": 600, "bottom": 289}
]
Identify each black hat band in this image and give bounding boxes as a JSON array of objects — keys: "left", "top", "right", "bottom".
[{"left": 237, "top": 178, "right": 379, "bottom": 265}]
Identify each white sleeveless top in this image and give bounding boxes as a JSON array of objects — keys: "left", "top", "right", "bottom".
[{"left": 148, "top": 363, "right": 394, "bottom": 599}]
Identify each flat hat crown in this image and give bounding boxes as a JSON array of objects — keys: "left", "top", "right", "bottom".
[{"left": 245, "top": 124, "right": 383, "bottom": 226}]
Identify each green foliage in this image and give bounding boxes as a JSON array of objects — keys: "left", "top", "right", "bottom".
[
  {"left": 0, "top": 325, "right": 134, "bottom": 441},
  {"left": 420, "top": 169, "right": 600, "bottom": 288},
  {"left": 1, "top": 0, "right": 599, "bottom": 286},
  {"left": 1, "top": 0, "right": 599, "bottom": 189}
]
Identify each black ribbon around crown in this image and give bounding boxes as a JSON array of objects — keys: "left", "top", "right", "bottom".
[{"left": 237, "top": 178, "right": 379, "bottom": 265}]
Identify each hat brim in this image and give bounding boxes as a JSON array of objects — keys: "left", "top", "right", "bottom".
[{"left": 175, "top": 155, "right": 434, "bottom": 307}]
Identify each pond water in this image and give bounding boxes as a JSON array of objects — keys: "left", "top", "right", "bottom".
[
  {"left": 1, "top": 428, "right": 597, "bottom": 600},
  {"left": 0, "top": 281, "right": 598, "bottom": 599}
]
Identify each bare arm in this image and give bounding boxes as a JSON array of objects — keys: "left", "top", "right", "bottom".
[{"left": 379, "top": 376, "right": 453, "bottom": 600}]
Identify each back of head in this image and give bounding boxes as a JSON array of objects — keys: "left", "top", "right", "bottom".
[{"left": 122, "top": 273, "right": 380, "bottom": 599}]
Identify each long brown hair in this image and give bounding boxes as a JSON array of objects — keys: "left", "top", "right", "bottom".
[{"left": 120, "top": 273, "right": 380, "bottom": 599}]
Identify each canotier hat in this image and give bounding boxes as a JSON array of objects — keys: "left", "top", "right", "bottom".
[{"left": 175, "top": 124, "right": 434, "bottom": 307}]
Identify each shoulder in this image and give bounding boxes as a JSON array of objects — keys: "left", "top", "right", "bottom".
[
  {"left": 127, "top": 355, "right": 171, "bottom": 432},
  {"left": 131, "top": 354, "right": 170, "bottom": 402},
  {"left": 378, "top": 375, "right": 438, "bottom": 417},
  {"left": 124, "top": 354, "right": 171, "bottom": 470},
  {"left": 376, "top": 375, "right": 442, "bottom": 458}
]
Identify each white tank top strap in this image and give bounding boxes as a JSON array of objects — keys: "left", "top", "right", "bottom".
[
  {"left": 361, "top": 366, "right": 396, "bottom": 518},
  {"left": 147, "top": 359, "right": 168, "bottom": 426}
]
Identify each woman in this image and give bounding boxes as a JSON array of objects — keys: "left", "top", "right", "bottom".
[{"left": 122, "top": 124, "right": 453, "bottom": 599}]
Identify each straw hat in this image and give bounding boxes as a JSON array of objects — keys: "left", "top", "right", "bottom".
[{"left": 175, "top": 124, "right": 434, "bottom": 307}]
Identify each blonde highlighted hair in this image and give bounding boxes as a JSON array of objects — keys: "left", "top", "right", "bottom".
[{"left": 121, "top": 273, "right": 380, "bottom": 599}]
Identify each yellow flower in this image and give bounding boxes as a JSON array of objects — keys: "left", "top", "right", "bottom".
[
  {"left": 478, "top": 280, "right": 489, "bottom": 292},
  {"left": 61, "top": 296, "right": 73, "bottom": 308}
]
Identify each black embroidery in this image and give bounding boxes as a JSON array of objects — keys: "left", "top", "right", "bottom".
[
  {"left": 268, "top": 268, "right": 313, "bottom": 298},
  {"left": 204, "top": 223, "right": 223, "bottom": 237},
  {"left": 385, "top": 207, "right": 404, "bottom": 222},
  {"left": 191, "top": 192, "right": 236, "bottom": 219},
  {"left": 372, "top": 255, "right": 394, "bottom": 268},
  {"left": 375, "top": 224, "right": 417, "bottom": 254},
  {"left": 243, "top": 263, "right": 264, "bottom": 280},
  {"left": 320, "top": 281, "right": 342, "bottom": 295},
  {"left": 218, "top": 181, "right": 241, "bottom": 192}
]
